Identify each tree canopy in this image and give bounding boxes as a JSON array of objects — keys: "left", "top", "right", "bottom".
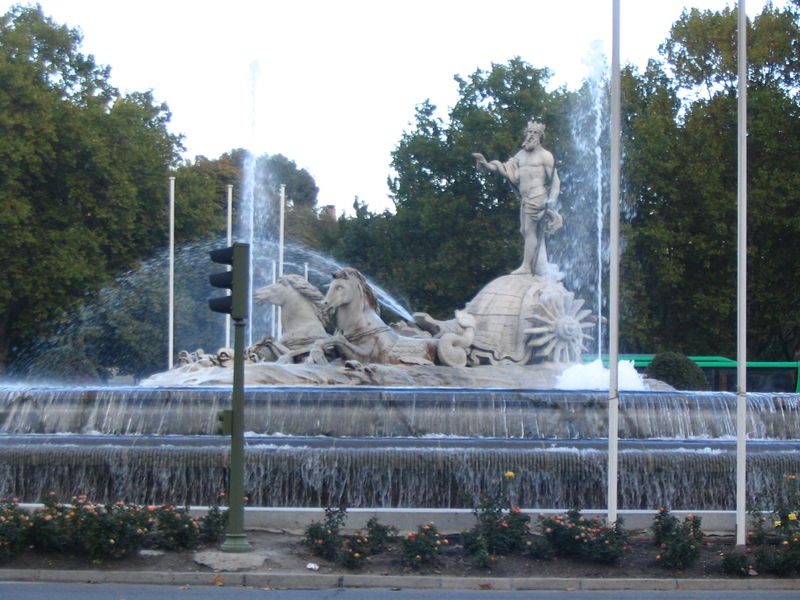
[
  {"left": 5, "top": 2, "right": 800, "bottom": 380},
  {"left": 0, "top": 5, "right": 197, "bottom": 369},
  {"left": 326, "top": 3, "right": 800, "bottom": 361}
]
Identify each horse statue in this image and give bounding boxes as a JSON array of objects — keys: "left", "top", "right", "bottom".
[
  {"left": 309, "top": 267, "right": 474, "bottom": 367},
  {"left": 251, "top": 274, "right": 330, "bottom": 363}
]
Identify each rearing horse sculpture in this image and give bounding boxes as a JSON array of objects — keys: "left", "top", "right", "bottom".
[
  {"left": 251, "top": 274, "right": 330, "bottom": 362},
  {"left": 311, "top": 268, "right": 474, "bottom": 367}
]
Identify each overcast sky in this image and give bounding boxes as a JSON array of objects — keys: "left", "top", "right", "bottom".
[{"left": 2, "top": 1, "right": 786, "bottom": 215}]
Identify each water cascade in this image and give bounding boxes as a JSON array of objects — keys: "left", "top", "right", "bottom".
[{"left": 1, "top": 385, "right": 798, "bottom": 510}]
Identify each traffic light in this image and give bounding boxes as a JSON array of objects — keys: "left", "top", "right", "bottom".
[{"left": 209, "top": 243, "right": 249, "bottom": 320}]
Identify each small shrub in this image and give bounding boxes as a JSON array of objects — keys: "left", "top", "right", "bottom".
[
  {"left": 525, "top": 536, "right": 555, "bottom": 561},
  {"left": 303, "top": 506, "right": 347, "bottom": 562},
  {"left": 744, "top": 474, "right": 800, "bottom": 575},
  {"left": 68, "top": 496, "right": 149, "bottom": 562},
  {"left": 148, "top": 505, "right": 201, "bottom": 550},
  {"left": 199, "top": 504, "right": 228, "bottom": 543},
  {"left": 539, "top": 509, "right": 630, "bottom": 564},
  {"left": 401, "top": 523, "right": 447, "bottom": 569},
  {"left": 462, "top": 470, "right": 530, "bottom": 565},
  {"left": 584, "top": 520, "right": 630, "bottom": 564},
  {"left": 27, "top": 492, "right": 74, "bottom": 553},
  {"left": 651, "top": 508, "right": 703, "bottom": 569},
  {"left": 0, "top": 497, "right": 30, "bottom": 562},
  {"left": 647, "top": 352, "right": 710, "bottom": 390},
  {"left": 364, "top": 515, "right": 397, "bottom": 554},
  {"left": 721, "top": 550, "right": 751, "bottom": 576},
  {"left": 338, "top": 531, "right": 370, "bottom": 569},
  {"left": 652, "top": 506, "right": 678, "bottom": 546},
  {"left": 303, "top": 509, "right": 396, "bottom": 569}
]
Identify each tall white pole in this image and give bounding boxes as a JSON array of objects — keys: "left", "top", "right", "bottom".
[
  {"left": 277, "top": 184, "right": 286, "bottom": 340},
  {"left": 168, "top": 176, "right": 175, "bottom": 370},
  {"left": 736, "top": 0, "right": 748, "bottom": 547},
  {"left": 607, "top": 0, "right": 621, "bottom": 525},
  {"left": 226, "top": 184, "right": 233, "bottom": 349},
  {"left": 271, "top": 260, "right": 277, "bottom": 339}
]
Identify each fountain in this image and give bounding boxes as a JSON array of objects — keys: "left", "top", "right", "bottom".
[{"left": 2, "top": 118, "right": 799, "bottom": 519}]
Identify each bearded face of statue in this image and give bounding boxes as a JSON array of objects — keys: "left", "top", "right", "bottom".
[{"left": 522, "top": 127, "right": 542, "bottom": 151}]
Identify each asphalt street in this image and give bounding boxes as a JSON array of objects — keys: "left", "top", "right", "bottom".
[{"left": 1, "top": 583, "right": 799, "bottom": 600}]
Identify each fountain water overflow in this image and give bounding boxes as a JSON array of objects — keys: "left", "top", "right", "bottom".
[
  {"left": 1, "top": 386, "right": 799, "bottom": 510},
  {"left": 2, "top": 119, "right": 799, "bottom": 518}
]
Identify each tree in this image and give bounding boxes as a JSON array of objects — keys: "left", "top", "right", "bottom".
[
  {"left": 661, "top": 3, "right": 800, "bottom": 96},
  {"left": 383, "top": 59, "right": 569, "bottom": 316},
  {"left": 621, "top": 2, "right": 800, "bottom": 360},
  {"left": 0, "top": 5, "right": 184, "bottom": 371}
]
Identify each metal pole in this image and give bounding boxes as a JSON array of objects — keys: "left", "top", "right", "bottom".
[
  {"left": 168, "top": 176, "right": 175, "bottom": 370},
  {"left": 226, "top": 184, "right": 233, "bottom": 349},
  {"left": 607, "top": 0, "right": 621, "bottom": 525},
  {"left": 221, "top": 244, "right": 252, "bottom": 553},
  {"left": 277, "top": 184, "right": 286, "bottom": 340},
  {"left": 736, "top": 0, "right": 748, "bottom": 547},
  {"left": 271, "top": 261, "right": 277, "bottom": 339},
  {"left": 304, "top": 261, "right": 309, "bottom": 281}
]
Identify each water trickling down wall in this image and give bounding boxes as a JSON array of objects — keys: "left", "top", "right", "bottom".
[{"left": 1, "top": 386, "right": 798, "bottom": 509}]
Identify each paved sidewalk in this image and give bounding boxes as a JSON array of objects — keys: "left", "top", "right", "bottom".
[{"left": 2, "top": 567, "right": 799, "bottom": 592}]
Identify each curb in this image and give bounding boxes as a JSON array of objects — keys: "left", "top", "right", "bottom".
[{"left": 2, "top": 569, "right": 799, "bottom": 591}]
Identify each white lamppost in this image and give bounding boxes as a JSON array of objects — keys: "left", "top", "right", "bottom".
[
  {"left": 735, "top": 0, "right": 748, "bottom": 547},
  {"left": 606, "top": 0, "right": 621, "bottom": 526},
  {"left": 168, "top": 176, "right": 175, "bottom": 370},
  {"left": 277, "top": 184, "right": 286, "bottom": 340}
]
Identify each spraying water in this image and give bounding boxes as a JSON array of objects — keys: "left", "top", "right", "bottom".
[
  {"left": 12, "top": 237, "right": 413, "bottom": 382},
  {"left": 558, "top": 42, "right": 609, "bottom": 357},
  {"left": 584, "top": 41, "right": 608, "bottom": 357},
  {"left": 555, "top": 359, "right": 645, "bottom": 391}
]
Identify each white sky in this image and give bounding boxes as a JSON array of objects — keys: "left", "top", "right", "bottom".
[{"left": 2, "top": 0, "right": 786, "bottom": 215}]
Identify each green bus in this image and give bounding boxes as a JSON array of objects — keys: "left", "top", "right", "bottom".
[{"left": 584, "top": 354, "right": 800, "bottom": 393}]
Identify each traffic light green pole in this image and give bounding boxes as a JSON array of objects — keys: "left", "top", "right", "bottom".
[
  {"left": 217, "top": 243, "right": 252, "bottom": 553},
  {"left": 220, "top": 310, "right": 252, "bottom": 552}
]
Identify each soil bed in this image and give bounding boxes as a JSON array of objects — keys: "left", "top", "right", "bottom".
[{"left": 0, "top": 531, "right": 778, "bottom": 580}]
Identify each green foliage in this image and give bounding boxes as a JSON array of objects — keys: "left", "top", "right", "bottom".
[
  {"left": 646, "top": 352, "right": 710, "bottom": 390},
  {"left": 745, "top": 474, "right": 800, "bottom": 576},
  {"left": 0, "top": 497, "right": 30, "bottom": 562},
  {"left": 199, "top": 504, "right": 228, "bottom": 544},
  {"left": 538, "top": 509, "right": 631, "bottom": 564},
  {"left": 338, "top": 531, "right": 370, "bottom": 569},
  {"left": 5, "top": 2, "right": 800, "bottom": 373},
  {"left": 27, "top": 492, "right": 73, "bottom": 552},
  {"left": 302, "top": 506, "right": 347, "bottom": 562},
  {"left": 400, "top": 523, "right": 446, "bottom": 569},
  {"left": 525, "top": 536, "right": 556, "bottom": 561},
  {"left": 148, "top": 504, "right": 201, "bottom": 551},
  {"left": 621, "top": 2, "right": 800, "bottom": 360},
  {"left": 462, "top": 471, "right": 530, "bottom": 566},
  {"left": 336, "top": 58, "right": 569, "bottom": 318},
  {"left": 65, "top": 496, "right": 150, "bottom": 562},
  {"left": 651, "top": 508, "right": 704, "bottom": 569},
  {"left": 301, "top": 508, "right": 395, "bottom": 569},
  {"left": 364, "top": 515, "right": 398, "bottom": 555},
  {"left": 720, "top": 550, "right": 751, "bottom": 576},
  {"left": 264, "top": 154, "right": 319, "bottom": 209},
  {"left": 660, "top": 4, "right": 800, "bottom": 94},
  {"left": 0, "top": 5, "right": 186, "bottom": 369},
  {"left": 23, "top": 494, "right": 223, "bottom": 562}
]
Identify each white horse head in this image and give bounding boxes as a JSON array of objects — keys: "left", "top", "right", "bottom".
[
  {"left": 253, "top": 274, "right": 330, "bottom": 339},
  {"left": 323, "top": 268, "right": 379, "bottom": 315}
]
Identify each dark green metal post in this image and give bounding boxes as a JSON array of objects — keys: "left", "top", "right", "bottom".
[{"left": 220, "top": 243, "right": 252, "bottom": 553}]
